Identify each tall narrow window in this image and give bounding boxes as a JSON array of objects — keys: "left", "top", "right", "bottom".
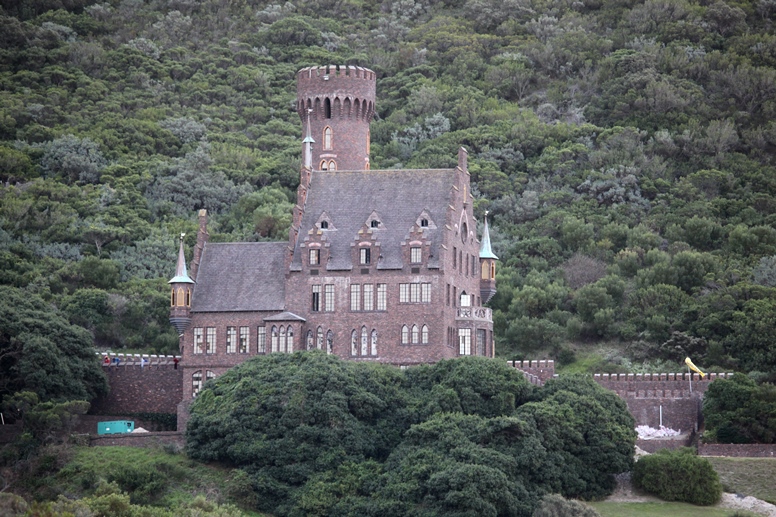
[
  {"left": 401, "top": 325, "right": 409, "bottom": 344},
  {"left": 472, "top": 255, "right": 476, "bottom": 277},
  {"left": 411, "top": 325, "right": 419, "bottom": 344},
  {"left": 363, "top": 284, "right": 373, "bottom": 311},
  {"left": 421, "top": 283, "right": 431, "bottom": 303},
  {"left": 399, "top": 284, "right": 409, "bottom": 303},
  {"left": 482, "top": 261, "right": 489, "bottom": 280},
  {"left": 476, "top": 329, "right": 486, "bottom": 356},
  {"left": 317, "top": 326, "right": 324, "bottom": 350},
  {"left": 320, "top": 160, "right": 328, "bottom": 171},
  {"left": 271, "top": 326, "right": 278, "bottom": 353},
  {"left": 370, "top": 329, "right": 377, "bottom": 356},
  {"left": 177, "top": 287, "right": 185, "bottom": 306},
  {"left": 239, "top": 327, "right": 249, "bottom": 353},
  {"left": 351, "top": 329, "right": 358, "bottom": 355},
  {"left": 323, "top": 126, "right": 332, "bottom": 149},
  {"left": 309, "top": 248, "right": 320, "bottom": 265},
  {"left": 192, "top": 371, "right": 203, "bottom": 397},
  {"left": 361, "top": 326, "right": 368, "bottom": 356},
  {"left": 465, "top": 254, "right": 469, "bottom": 276},
  {"left": 329, "top": 160, "right": 336, "bottom": 171},
  {"left": 411, "top": 247, "right": 421, "bottom": 263},
  {"left": 324, "top": 97, "right": 331, "bottom": 118},
  {"left": 185, "top": 289, "right": 191, "bottom": 306},
  {"left": 226, "top": 327, "right": 237, "bottom": 354},
  {"left": 324, "top": 284, "right": 334, "bottom": 312},
  {"left": 312, "top": 285, "right": 321, "bottom": 312},
  {"left": 306, "top": 330, "right": 314, "bottom": 350},
  {"left": 287, "top": 327, "right": 294, "bottom": 352},
  {"left": 376, "top": 284, "right": 387, "bottom": 310},
  {"left": 257, "top": 326, "right": 266, "bottom": 354},
  {"left": 453, "top": 247, "right": 457, "bottom": 269},
  {"left": 410, "top": 283, "right": 420, "bottom": 303},
  {"left": 350, "top": 284, "right": 360, "bottom": 311},
  {"left": 279, "top": 326, "right": 287, "bottom": 353},
  {"left": 447, "top": 284, "right": 450, "bottom": 306},
  {"left": 326, "top": 330, "right": 333, "bottom": 354},
  {"left": 360, "top": 247, "right": 371, "bottom": 265},
  {"left": 421, "top": 325, "right": 429, "bottom": 344},
  {"left": 458, "top": 328, "right": 472, "bottom": 356},
  {"left": 206, "top": 328, "right": 216, "bottom": 354},
  {"left": 170, "top": 289, "right": 175, "bottom": 306},
  {"left": 194, "top": 328, "right": 203, "bottom": 354}
]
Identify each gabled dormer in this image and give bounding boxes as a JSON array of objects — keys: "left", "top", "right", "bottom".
[
  {"left": 352, "top": 222, "right": 380, "bottom": 272},
  {"left": 365, "top": 210, "right": 383, "bottom": 231},
  {"left": 402, "top": 224, "right": 431, "bottom": 272},
  {"left": 316, "top": 211, "right": 336, "bottom": 231},
  {"left": 301, "top": 225, "right": 330, "bottom": 273}
]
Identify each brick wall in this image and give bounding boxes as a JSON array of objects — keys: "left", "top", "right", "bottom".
[
  {"left": 698, "top": 444, "right": 776, "bottom": 457},
  {"left": 637, "top": 437, "right": 692, "bottom": 453},
  {"left": 90, "top": 364, "right": 182, "bottom": 415},
  {"left": 626, "top": 396, "right": 701, "bottom": 432},
  {"left": 89, "top": 431, "right": 184, "bottom": 448}
]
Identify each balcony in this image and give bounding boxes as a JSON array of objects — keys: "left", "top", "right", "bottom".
[{"left": 456, "top": 307, "right": 492, "bottom": 322}]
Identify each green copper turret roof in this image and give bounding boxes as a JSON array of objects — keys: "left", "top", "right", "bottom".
[
  {"left": 479, "top": 215, "right": 498, "bottom": 260},
  {"left": 169, "top": 235, "right": 194, "bottom": 284}
]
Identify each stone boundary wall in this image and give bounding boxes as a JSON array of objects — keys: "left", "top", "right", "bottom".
[
  {"left": 507, "top": 360, "right": 555, "bottom": 382},
  {"left": 637, "top": 437, "right": 692, "bottom": 453},
  {"left": 95, "top": 352, "right": 180, "bottom": 367},
  {"left": 90, "top": 364, "right": 182, "bottom": 416},
  {"left": 88, "top": 431, "right": 184, "bottom": 448},
  {"left": 698, "top": 444, "right": 776, "bottom": 457},
  {"left": 594, "top": 372, "right": 733, "bottom": 397}
]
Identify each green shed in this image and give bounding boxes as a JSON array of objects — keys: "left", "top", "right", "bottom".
[{"left": 97, "top": 421, "right": 135, "bottom": 435}]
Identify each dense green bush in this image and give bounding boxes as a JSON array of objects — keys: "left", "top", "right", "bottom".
[
  {"left": 633, "top": 448, "right": 722, "bottom": 506},
  {"left": 702, "top": 373, "right": 776, "bottom": 444},
  {"left": 531, "top": 494, "right": 601, "bottom": 517}
]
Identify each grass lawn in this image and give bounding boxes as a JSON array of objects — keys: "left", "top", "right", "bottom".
[
  {"left": 591, "top": 501, "right": 761, "bottom": 517},
  {"left": 706, "top": 457, "right": 776, "bottom": 505}
]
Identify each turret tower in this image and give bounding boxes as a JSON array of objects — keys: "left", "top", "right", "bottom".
[
  {"left": 169, "top": 233, "right": 194, "bottom": 335},
  {"left": 297, "top": 65, "right": 376, "bottom": 172},
  {"left": 479, "top": 212, "right": 498, "bottom": 303}
]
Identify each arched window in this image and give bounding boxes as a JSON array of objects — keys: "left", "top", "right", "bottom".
[
  {"left": 271, "top": 326, "right": 278, "bottom": 353},
  {"left": 421, "top": 325, "right": 429, "bottom": 344},
  {"left": 306, "top": 330, "right": 314, "bottom": 350},
  {"left": 411, "top": 325, "right": 419, "bottom": 344},
  {"left": 170, "top": 289, "right": 175, "bottom": 307},
  {"left": 320, "top": 160, "right": 328, "bottom": 171},
  {"left": 320, "top": 220, "right": 329, "bottom": 229},
  {"left": 351, "top": 329, "right": 358, "bottom": 355},
  {"left": 370, "top": 329, "right": 377, "bottom": 356},
  {"left": 185, "top": 289, "right": 191, "bottom": 306},
  {"left": 279, "top": 326, "right": 286, "bottom": 353},
  {"left": 323, "top": 126, "right": 332, "bottom": 150},
  {"left": 401, "top": 325, "right": 409, "bottom": 344},
  {"left": 326, "top": 330, "right": 333, "bottom": 354},
  {"left": 329, "top": 160, "right": 336, "bottom": 171},
  {"left": 461, "top": 222, "right": 468, "bottom": 243},
  {"left": 177, "top": 287, "right": 185, "bottom": 306},
  {"left": 324, "top": 98, "right": 331, "bottom": 119},
  {"left": 317, "top": 326, "right": 324, "bottom": 349},
  {"left": 287, "top": 326, "right": 294, "bottom": 352},
  {"left": 420, "top": 218, "right": 429, "bottom": 228},
  {"left": 192, "top": 371, "right": 203, "bottom": 397},
  {"left": 361, "top": 326, "right": 368, "bottom": 355}
]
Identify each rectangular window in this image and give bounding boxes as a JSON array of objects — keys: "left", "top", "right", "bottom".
[
  {"left": 459, "top": 250, "right": 463, "bottom": 271},
  {"left": 410, "top": 247, "right": 421, "bottom": 263},
  {"left": 465, "top": 254, "right": 469, "bottom": 276},
  {"left": 239, "top": 326, "right": 249, "bottom": 353},
  {"left": 194, "top": 327, "right": 203, "bottom": 354},
  {"left": 410, "top": 283, "right": 420, "bottom": 303},
  {"left": 476, "top": 329, "right": 486, "bottom": 356},
  {"left": 363, "top": 284, "right": 374, "bottom": 311},
  {"left": 399, "top": 283, "right": 409, "bottom": 303},
  {"left": 453, "top": 287, "right": 457, "bottom": 307},
  {"left": 350, "top": 284, "right": 361, "bottom": 311},
  {"left": 257, "top": 326, "right": 266, "bottom": 354},
  {"left": 446, "top": 284, "right": 450, "bottom": 306},
  {"left": 377, "top": 284, "right": 387, "bottom": 311},
  {"left": 360, "top": 247, "right": 371, "bottom": 265},
  {"left": 311, "top": 285, "right": 320, "bottom": 312},
  {"left": 309, "top": 248, "right": 320, "bottom": 265},
  {"left": 421, "top": 283, "right": 431, "bottom": 303},
  {"left": 324, "top": 284, "right": 334, "bottom": 312},
  {"left": 453, "top": 247, "right": 457, "bottom": 269},
  {"left": 226, "top": 326, "right": 237, "bottom": 354},
  {"left": 206, "top": 328, "right": 216, "bottom": 354},
  {"left": 458, "top": 328, "right": 471, "bottom": 356},
  {"left": 472, "top": 255, "right": 476, "bottom": 277}
]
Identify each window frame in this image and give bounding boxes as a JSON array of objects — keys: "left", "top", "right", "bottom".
[
  {"left": 226, "top": 326, "right": 237, "bottom": 354},
  {"left": 410, "top": 246, "right": 422, "bottom": 264}
]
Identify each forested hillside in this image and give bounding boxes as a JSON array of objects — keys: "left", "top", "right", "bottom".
[{"left": 1, "top": 0, "right": 775, "bottom": 379}]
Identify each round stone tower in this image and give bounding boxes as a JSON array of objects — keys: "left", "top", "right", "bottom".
[{"left": 297, "top": 65, "right": 376, "bottom": 172}]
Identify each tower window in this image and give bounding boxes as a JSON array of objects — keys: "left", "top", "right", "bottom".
[
  {"left": 323, "top": 126, "right": 332, "bottom": 150},
  {"left": 370, "top": 220, "right": 379, "bottom": 228},
  {"left": 320, "top": 160, "right": 328, "bottom": 171},
  {"left": 324, "top": 98, "right": 331, "bottom": 119},
  {"left": 360, "top": 247, "right": 371, "bottom": 265}
]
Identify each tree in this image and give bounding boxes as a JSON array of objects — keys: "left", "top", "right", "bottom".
[
  {"left": 633, "top": 448, "right": 721, "bottom": 505},
  {"left": 702, "top": 373, "right": 776, "bottom": 444},
  {"left": 0, "top": 286, "right": 108, "bottom": 402},
  {"left": 39, "top": 134, "right": 107, "bottom": 184}
]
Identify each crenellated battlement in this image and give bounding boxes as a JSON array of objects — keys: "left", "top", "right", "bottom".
[{"left": 296, "top": 65, "right": 376, "bottom": 123}]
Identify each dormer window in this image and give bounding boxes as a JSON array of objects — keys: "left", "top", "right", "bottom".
[
  {"left": 323, "top": 126, "right": 332, "bottom": 150},
  {"left": 309, "top": 248, "right": 320, "bottom": 265},
  {"left": 420, "top": 218, "right": 429, "bottom": 228},
  {"left": 360, "top": 247, "right": 371, "bottom": 265},
  {"left": 371, "top": 220, "right": 379, "bottom": 228},
  {"left": 411, "top": 247, "right": 421, "bottom": 263},
  {"left": 320, "top": 221, "right": 329, "bottom": 229}
]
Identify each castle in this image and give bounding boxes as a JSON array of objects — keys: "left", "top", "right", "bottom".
[{"left": 167, "top": 65, "right": 498, "bottom": 428}]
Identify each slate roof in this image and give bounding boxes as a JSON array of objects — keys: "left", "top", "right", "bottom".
[
  {"left": 291, "top": 169, "right": 456, "bottom": 271},
  {"left": 191, "top": 241, "right": 287, "bottom": 312}
]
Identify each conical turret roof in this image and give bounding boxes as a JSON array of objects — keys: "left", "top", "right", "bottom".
[
  {"left": 168, "top": 235, "right": 194, "bottom": 284},
  {"left": 479, "top": 214, "right": 498, "bottom": 260}
]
